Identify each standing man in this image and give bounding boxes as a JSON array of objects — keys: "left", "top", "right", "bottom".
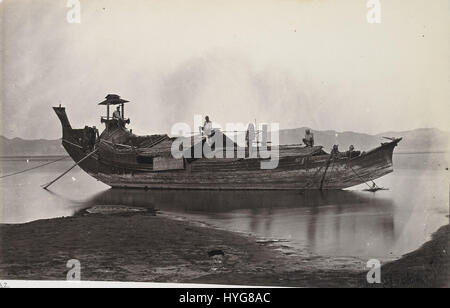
[
  {"left": 200, "top": 116, "right": 213, "bottom": 137},
  {"left": 200, "top": 116, "right": 215, "bottom": 148},
  {"left": 92, "top": 126, "right": 100, "bottom": 148}
]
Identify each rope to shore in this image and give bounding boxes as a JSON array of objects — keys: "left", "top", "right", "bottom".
[
  {"left": 41, "top": 148, "right": 98, "bottom": 189},
  {"left": 0, "top": 156, "right": 68, "bottom": 179}
]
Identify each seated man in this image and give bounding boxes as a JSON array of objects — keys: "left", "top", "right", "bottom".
[
  {"left": 346, "top": 145, "right": 361, "bottom": 158},
  {"left": 113, "top": 106, "right": 122, "bottom": 119},
  {"left": 331, "top": 144, "right": 340, "bottom": 157},
  {"left": 302, "top": 128, "right": 314, "bottom": 147},
  {"left": 112, "top": 106, "right": 125, "bottom": 127}
]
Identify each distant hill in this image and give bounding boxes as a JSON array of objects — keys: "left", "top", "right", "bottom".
[
  {"left": 278, "top": 128, "right": 450, "bottom": 153},
  {"left": 0, "top": 127, "right": 448, "bottom": 156},
  {"left": 0, "top": 136, "right": 66, "bottom": 156}
]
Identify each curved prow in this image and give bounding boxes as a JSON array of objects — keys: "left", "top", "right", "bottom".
[
  {"left": 53, "top": 106, "right": 72, "bottom": 137},
  {"left": 52, "top": 106, "right": 100, "bottom": 176},
  {"left": 52, "top": 105, "right": 84, "bottom": 151}
]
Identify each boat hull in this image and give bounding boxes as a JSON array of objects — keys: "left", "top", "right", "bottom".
[
  {"left": 54, "top": 106, "right": 400, "bottom": 190},
  {"left": 93, "top": 143, "right": 396, "bottom": 190}
]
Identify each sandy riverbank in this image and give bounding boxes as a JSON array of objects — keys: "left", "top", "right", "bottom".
[
  {"left": 0, "top": 209, "right": 448, "bottom": 287},
  {"left": 377, "top": 223, "right": 449, "bottom": 288}
]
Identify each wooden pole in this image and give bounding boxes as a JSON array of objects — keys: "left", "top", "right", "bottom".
[
  {"left": 106, "top": 103, "right": 110, "bottom": 133},
  {"left": 121, "top": 103, "right": 124, "bottom": 119},
  {"left": 42, "top": 149, "right": 98, "bottom": 190},
  {"left": 319, "top": 155, "right": 333, "bottom": 190}
]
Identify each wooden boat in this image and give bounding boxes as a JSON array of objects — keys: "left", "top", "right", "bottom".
[{"left": 53, "top": 95, "right": 402, "bottom": 190}]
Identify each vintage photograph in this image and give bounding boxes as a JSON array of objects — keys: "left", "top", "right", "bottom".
[{"left": 0, "top": 0, "right": 449, "bottom": 290}]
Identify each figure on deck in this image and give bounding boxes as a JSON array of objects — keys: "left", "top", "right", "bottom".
[
  {"left": 113, "top": 106, "right": 126, "bottom": 127},
  {"left": 113, "top": 106, "right": 122, "bottom": 119},
  {"left": 245, "top": 123, "right": 255, "bottom": 148},
  {"left": 245, "top": 123, "right": 256, "bottom": 158},
  {"left": 346, "top": 145, "right": 361, "bottom": 158},
  {"left": 331, "top": 144, "right": 340, "bottom": 157},
  {"left": 200, "top": 116, "right": 214, "bottom": 138},
  {"left": 303, "top": 128, "right": 314, "bottom": 147},
  {"left": 83, "top": 126, "right": 98, "bottom": 151},
  {"left": 92, "top": 126, "right": 99, "bottom": 148}
]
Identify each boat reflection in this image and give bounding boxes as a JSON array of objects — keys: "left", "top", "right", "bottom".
[
  {"left": 85, "top": 188, "right": 396, "bottom": 258},
  {"left": 86, "top": 188, "right": 390, "bottom": 212}
]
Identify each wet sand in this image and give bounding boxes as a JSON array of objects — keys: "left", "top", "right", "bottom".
[
  {"left": 0, "top": 210, "right": 448, "bottom": 287},
  {"left": 377, "top": 223, "right": 449, "bottom": 288}
]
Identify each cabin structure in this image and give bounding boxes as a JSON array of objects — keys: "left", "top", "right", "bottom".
[{"left": 99, "top": 94, "right": 131, "bottom": 132}]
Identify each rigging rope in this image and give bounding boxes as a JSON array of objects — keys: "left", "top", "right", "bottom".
[
  {"left": 0, "top": 156, "right": 68, "bottom": 179},
  {"left": 62, "top": 139, "right": 83, "bottom": 149}
]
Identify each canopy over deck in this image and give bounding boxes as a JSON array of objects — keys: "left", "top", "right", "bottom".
[
  {"left": 99, "top": 94, "right": 130, "bottom": 124},
  {"left": 98, "top": 94, "right": 130, "bottom": 105}
]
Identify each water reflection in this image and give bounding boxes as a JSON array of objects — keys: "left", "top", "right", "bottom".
[
  {"left": 1, "top": 153, "right": 448, "bottom": 261},
  {"left": 87, "top": 188, "right": 380, "bottom": 211},
  {"left": 86, "top": 188, "right": 396, "bottom": 259}
]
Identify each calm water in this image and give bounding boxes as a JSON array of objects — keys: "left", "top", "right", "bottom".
[{"left": 1, "top": 153, "right": 449, "bottom": 261}]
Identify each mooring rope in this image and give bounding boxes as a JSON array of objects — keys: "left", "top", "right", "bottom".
[
  {"left": 348, "top": 164, "right": 378, "bottom": 189},
  {"left": 304, "top": 153, "right": 380, "bottom": 190},
  {"left": 42, "top": 148, "right": 98, "bottom": 189},
  {"left": 0, "top": 156, "right": 68, "bottom": 179},
  {"left": 323, "top": 157, "right": 339, "bottom": 188},
  {"left": 319, "top": 155, "right": 335, "bottom": 190},
  {"left": 304, "top": 154, "right": 333, "bottom": 189}
]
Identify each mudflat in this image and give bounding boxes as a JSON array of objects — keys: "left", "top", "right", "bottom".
[{"left": 0, "top": 210, "right": 447, "bottom": 287}]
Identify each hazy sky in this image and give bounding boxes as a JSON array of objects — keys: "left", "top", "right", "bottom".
[{"left": 1, "top": 0, "right": 449, "bottom": 139}]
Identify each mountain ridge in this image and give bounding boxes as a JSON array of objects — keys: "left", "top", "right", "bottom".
[
  {"left": 1, "top": 127, "right": 448, "bottom": 156},
  {"left": 276, "top": 127, "right": 449, "bottom": 153}
]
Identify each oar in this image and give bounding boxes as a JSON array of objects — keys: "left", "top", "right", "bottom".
[{"left": 42, "top": 148, "right": 98, "bottom": 190}]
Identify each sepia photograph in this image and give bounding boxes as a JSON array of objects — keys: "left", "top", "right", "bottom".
[{"left": 0, "top": 0, "right": 449, "bottom": 292}]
